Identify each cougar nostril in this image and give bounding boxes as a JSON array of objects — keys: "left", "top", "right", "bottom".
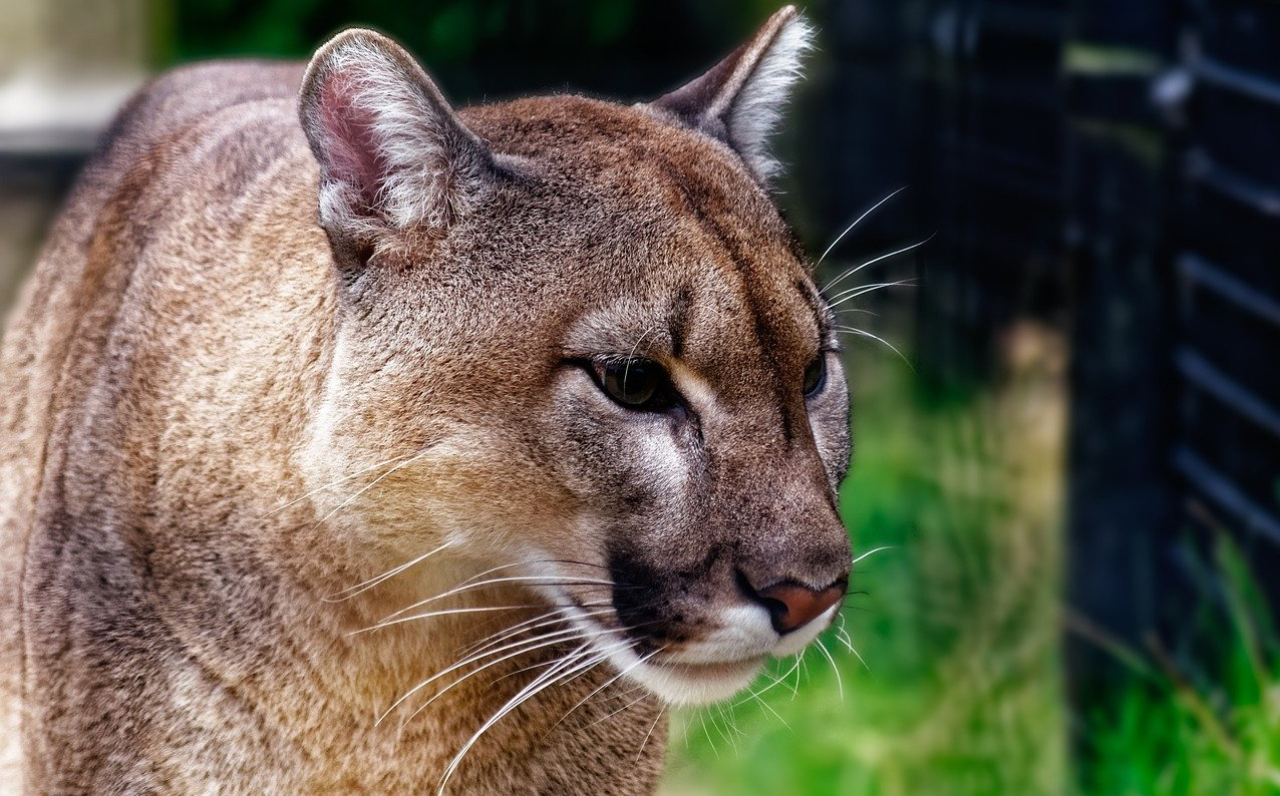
[{"left": 746, "top": 577, "right": 847, "bottom": 635}]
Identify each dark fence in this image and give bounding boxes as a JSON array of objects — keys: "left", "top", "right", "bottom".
[{"left": 818, "top": 0, "right": 1280, "bottom": 686}]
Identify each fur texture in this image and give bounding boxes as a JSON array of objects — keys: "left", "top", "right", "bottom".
[{"left": 0, "top": 7, "right": 851, "bottom": 795}]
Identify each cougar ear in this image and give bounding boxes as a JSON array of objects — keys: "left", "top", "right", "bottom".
[
  {"left": 649, "top": 6, "right": 813, "bottom": 184},
  {"left": 298, "top": 29, "right": 492, "bottom": 262}
]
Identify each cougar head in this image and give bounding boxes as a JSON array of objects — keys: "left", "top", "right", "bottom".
[{"left": 298, "top": 6, "right": 852, "bottom": 706}]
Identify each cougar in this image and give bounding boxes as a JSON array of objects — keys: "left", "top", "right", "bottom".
[{"left": 0, "top": 6, "right": 854, "bottom": 794}]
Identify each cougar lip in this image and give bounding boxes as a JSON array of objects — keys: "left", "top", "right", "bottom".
[{"left": 561, "top": 597, "right": 841, "bottom": 706}]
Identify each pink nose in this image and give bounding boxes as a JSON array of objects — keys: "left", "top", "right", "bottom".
[{"left": 755, "top": 580, "right": 846, "bottom": 635}]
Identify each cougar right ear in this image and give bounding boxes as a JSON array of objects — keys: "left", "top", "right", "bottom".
[
  {"left": 648, "top": 6, "right": 813, "bottom": 186},
  {"left": 298, "top": 29, "right": 493, "bottom": 266}
]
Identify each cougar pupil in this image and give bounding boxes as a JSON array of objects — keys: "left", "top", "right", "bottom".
[
  {"left": 600, "top": 359, "right": 666, "bottom": 409},
  {"left": 803, "top": 356, "right": 827, "bottom": 397}
]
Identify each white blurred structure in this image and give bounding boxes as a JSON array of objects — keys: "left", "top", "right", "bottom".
[{"left": 0, "top": 0, "right": 154, "bottom": 320}]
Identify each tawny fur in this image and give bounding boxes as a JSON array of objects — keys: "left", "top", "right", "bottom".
[{"left": 0, "top": 7, "right": 851, "bottom": 795}]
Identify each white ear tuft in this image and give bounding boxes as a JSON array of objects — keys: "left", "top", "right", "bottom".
[
  {"left": 299, "top": 29, "right": 491, "bottom": 261},
  {"left": 725, "top": 14, "right": 813, "bottom": 182},
  {"left": 650, "top": 7, "right": 814, "bottom": 184}
]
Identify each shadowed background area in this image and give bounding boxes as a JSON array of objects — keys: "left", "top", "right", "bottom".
[{"left": 2, "top": 1, "right": 1277, "bottom": 794}]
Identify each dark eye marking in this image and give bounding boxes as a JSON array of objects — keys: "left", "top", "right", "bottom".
[
  {"left": 587, "top": 357, "right": 679, "bottom": 413},
  {"left": 803, "top": 354, "right": 827, "bottom": 398}
]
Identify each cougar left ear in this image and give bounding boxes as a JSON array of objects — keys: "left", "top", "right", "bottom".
[
  {"left": 648, "top": 6, "right": 813, "bottom": 184},
  {"left": 298, "top": 28, "right": 494, "bottom": 269}
]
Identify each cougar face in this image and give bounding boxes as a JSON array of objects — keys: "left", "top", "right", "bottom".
[{"left": 299, "top": 9, "right": 851, "bottom": 706}]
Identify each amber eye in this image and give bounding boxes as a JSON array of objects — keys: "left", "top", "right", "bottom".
[
  {"left": 803, "top": 355, "right": 827, "bottom": 397},
  {"left": 597, "top": 358, "right": 673, "bottom": 411}
]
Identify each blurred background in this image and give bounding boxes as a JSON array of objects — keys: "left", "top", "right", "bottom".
[{"left": 2, "top": 1, "right": 1278, "bottom": 794}]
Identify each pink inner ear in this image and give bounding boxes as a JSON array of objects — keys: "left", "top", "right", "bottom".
[{"left": 318, "top": 72, "right": 391, "bottom": 216}]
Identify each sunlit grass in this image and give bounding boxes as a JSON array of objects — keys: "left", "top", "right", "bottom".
[
  {"left": 659, "top": 322, "right": 1069, "bottom": 796},
  {"left": 1080, "top": 530, "right": 1280, "bottom": 796},
  {"left": 657, "top": 315, "right": 1280, "bottom": 796}
]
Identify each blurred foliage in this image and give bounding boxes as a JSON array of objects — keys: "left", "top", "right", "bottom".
[
  {"left": 661, "top": 317, "right": 1070, "bottom": 796},
  {"left": 172, "top": 0, "right": 790, "bottom": 99},
  {"left": 1081, "top": 532, "right": 1280, "bottom": 796}
]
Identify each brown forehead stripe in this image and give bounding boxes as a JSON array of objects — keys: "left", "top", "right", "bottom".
[{"left": 650, "top": 158, "right": 816, "bottom": 444}]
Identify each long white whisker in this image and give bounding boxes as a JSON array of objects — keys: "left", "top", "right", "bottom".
[
  {"left": 698, "top": 710, "right": 720, "bottom": 759},
  {"left": 379, "top": 625, "right": 587, "bottom": 725},
  {"left": 324, "top": 540, "right": 455, "bottom": 603},
  {"left": 461, "top": 606, "right": 615, "bottom": 659},
  {"left": 490, "top": 633, "right": 634, "bottom": 685},
  {"left": 834, "top": 326, "right": 913, "bottom": 369},
  {"left": 835, "top": 617, "right": 856, "bottom": 655},
  {"left": 459, "top": 606, "right": 577, "bottom": 656},
  {"left": 546, "top": 648, "right": 660, "bottom": 737},
  {"left": 817, "top": 186, "right": 907, "bottom": 265},
  {"left": 409, "top": 637, "right": 631, "bottom": 730},
  {"left": 849, "top": 642, "right": 870, "bottom": 671},
  {"left": 736, "top": 662, "right": 796, "bottom": 711},
  {"left": 636, "top": 704, "right": 668, "bottom": 764},
  {"left": 309, "top": 449, "right": 431, "bottom": 534},
  {"left": 852, "top": 545, "right": 895, "bottom": 567},
  {"left": 823, "top": 235, "right": 933, "bottom": 293},
  {"left": 586, "top": 696, "right": 655, "bottom": 732},
  {"left": 815, "top": 639, "right": 844, "bottom": 701},
  {"left": 710, "top": 705, "right": 738, "bottom": 754},
  {"left": 739, "top": 679, "right": 793, "bottom": 731},
  {"left": 380, "top": 576, "right": 617, "bottom": 623},
  {"left": 827, "top": 279, "right": 917, "bottom": 307},
  {"left": 350, "top": 605, "right": 532, "bottom": 635},
  {"left": 261, "top": 452, "right": 417, "bottom": 518},
  {"left": 437, "top": 643, "right": 602, "bottom": 794}
]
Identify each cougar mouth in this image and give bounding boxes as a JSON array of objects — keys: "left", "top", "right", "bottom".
[
  {"left": 555, "top": 593, "right": 840, "bottom": 706},
  {"left": 580, "top": 622, "right": 769, "bottom": 705}
]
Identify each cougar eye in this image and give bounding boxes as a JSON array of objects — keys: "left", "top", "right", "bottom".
[
  {"left": 595, "top": 358, "right": 673, "bottom": 411},
  {"left": 803, "top": 355, "right": 827, "bottom": 397}
]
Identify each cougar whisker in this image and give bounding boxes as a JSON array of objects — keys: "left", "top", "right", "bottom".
[
  {"left": 410, "top": 637, "right": 634, "bottom": 730},
  {"left": 436, "top": 642, "right": 603, "bottom": 794},
  {"left": 814, "top": 637, "right": 844, "bottom": 701},
  {"left": 308, "top": 449, "right": 433, "bottom": 534},
  {"left": 823, "top": 234, "right": 933, "bottom": 293},
  {"left": 545, "top": 648, "right": 661, "bottom": 738},
  {"left": 736, "top": 675, "right": 793, "bottom": 731},
  {"left": 826, "top": 279, "right": 917, "bottom": 307},
  {"left": 351, "top": 604, "right": 536, "bottom": 635},
  {"left": 581, "top": 689, "right": 652, "bottom": 732},
  {"left": 817, "top": 186, "right": 907, "bottom": 266},
  {"left": 458, "top": 601, "right": 656, "bottom": 665},
  {"left": 379, "top": 576, "right": 621, "bottom": 624},
  {"left": 379, "top": 625, "right": 591, "bottom": 725},
  {"left": 488, "top": 626, "right": 645, "bottom": 685},
  {"left": 458, "top": 606, "right": 590, "bottom": 657},
  {"left": 635, "top": 705, "right": 668, "bottom": 765},
  {"left": 834, "top": 325, "right": 912, "bottom": 367},
  {"left": 852, "top": 545, "right": 895, "bottom": 567},
  {"left": 697, "top": 710, "right": 720, "bottom": 760},
  {"left": 456, "top": 598, "right": 645, "bottom": 660},
  {"left": 323, "top": 540, "right": 455, "bottom": 603},
  {"left": 261, "top": 451, "right": 418, "bottom": 518}
]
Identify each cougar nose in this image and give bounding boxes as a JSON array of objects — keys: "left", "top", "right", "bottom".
[{"left": 742, "top": 575, "right": 847, "bottom": 635}]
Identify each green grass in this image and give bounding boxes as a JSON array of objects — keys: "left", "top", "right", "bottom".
[
  {"left": 658, "top": 322, "right": 1280, "bottom": 796},
  {"left": 1080, "top": 532, "right": 1280, "bottom": 796},
  {"left": 659, "top": 326, "right": 1069, "bottom": 795}
]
